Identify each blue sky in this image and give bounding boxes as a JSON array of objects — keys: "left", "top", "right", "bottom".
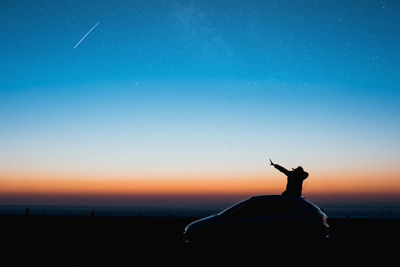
[
  {"left": 0, "top": 1, "right": 399, "bottom": 202},
  {"left": 1, "top": 0, "right": 400, "bottom": 88}
]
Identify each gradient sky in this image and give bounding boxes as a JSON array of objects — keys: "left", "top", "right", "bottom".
[{"left": 1, "top": 0, "right": 399, "bottom": 206}]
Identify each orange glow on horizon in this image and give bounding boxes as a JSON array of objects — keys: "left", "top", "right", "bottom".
[
  {"left": 1, "top": 170, "right": 399, "bottom": 203},
  {"left": 0, "top": 174, "right": 281, "bottom": 196}
]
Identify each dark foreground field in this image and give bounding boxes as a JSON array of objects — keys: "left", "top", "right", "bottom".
[{"left": 1, "top": 215, "right": 399, "bottom": 266}]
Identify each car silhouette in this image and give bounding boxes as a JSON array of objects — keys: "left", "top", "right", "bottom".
[{"left": 183, "top": 195, "right": 329, "bottom": 245}]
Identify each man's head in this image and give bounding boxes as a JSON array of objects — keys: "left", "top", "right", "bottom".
[
  {"left": 292, "top": 166, "right": 309, "bottom": 179},
  {"left": 292, "top": 166, "right": 304, "bottom": 172}
]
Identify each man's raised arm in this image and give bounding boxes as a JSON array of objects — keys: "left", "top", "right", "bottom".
[{"left": 269, "top": 159, "right": 290, "bottom": 175}]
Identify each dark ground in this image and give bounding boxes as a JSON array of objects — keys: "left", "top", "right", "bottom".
[{"left": 1, "top": 215, "right": 399, "bottom": 266}]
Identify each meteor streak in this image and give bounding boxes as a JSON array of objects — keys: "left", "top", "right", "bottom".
[{"left": 73, "top": 21, "right": 100, "bottom": 49}]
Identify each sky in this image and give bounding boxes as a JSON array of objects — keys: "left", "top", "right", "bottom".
[{"left": 0, "top": 0, "right": 399, "bottom": 207}]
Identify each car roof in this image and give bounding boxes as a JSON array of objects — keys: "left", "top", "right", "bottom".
[
  {"left": 217, "top": 195, "right": 322, "bottom": 216},
  {"left": 247, "top": 195, "right": 323, "bottom": 213},
  {"left": 249, "top": 195, "right": 305, "bottom": 201}
]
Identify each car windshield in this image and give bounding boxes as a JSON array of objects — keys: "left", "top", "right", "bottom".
[{"left": 218, "top": 199, "right": 249, "bottom": 216}]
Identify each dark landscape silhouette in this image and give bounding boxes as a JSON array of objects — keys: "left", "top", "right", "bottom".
[
  {"left": 1, "top": 159, "right": 399, "bottom": 266},
  {"left": 1, "top": 211, "right": 399, "bottom": 266}
]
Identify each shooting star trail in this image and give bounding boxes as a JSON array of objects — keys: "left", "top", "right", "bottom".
[{"left": 73, "top": 21, "right": 100, "bottom": 49}]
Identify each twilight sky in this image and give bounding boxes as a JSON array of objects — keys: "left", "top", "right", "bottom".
[{"left": 0, "top": 0, "right": 399, "bottom": 206}]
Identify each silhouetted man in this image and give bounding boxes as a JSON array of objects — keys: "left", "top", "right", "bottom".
[{"left": 269, "top": 159, "right": 309, "bottom": 197}]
